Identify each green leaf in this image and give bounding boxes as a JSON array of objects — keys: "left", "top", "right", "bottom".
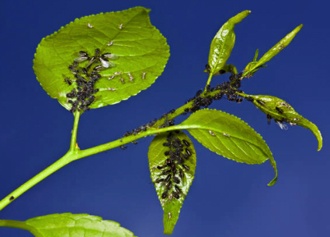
[
  {"left": 33, "top": 6, "right": 170, "bottom": 111},
  {"left": 243, "top": 24, "right": 302, "bottom": 77},
  {"left": 148, "top": 131, "right": 196, "bottom": 234},
  {"left": 0, "top": 213, "right": 136, "bottom": 237},
  {"left": 207, "top": 10, "right": 250, "bottom": 76},
  {"left": 181, "top": 109, "right": 277, "bottom": 186},
  {"left": 243, "top": 94, "right": 323, "bottom": 151}
]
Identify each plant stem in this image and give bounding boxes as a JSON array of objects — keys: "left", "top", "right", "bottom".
[
  {"left": 70, "top": 111, "right": 81, "bottom": 150},
  {"left": 0, "top": 151, "right": 74, "bottom": 211},
  {"left": 0, "top": 112, "right": 81, "bottom": 211},
  {"left": 204, "top": 73, "right": 213, "bottom": 91}
]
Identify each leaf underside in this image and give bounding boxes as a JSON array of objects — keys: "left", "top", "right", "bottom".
[
  {"left": 148, "top": 131, "right": 196, "bottom": 234},
  {"left": 33, "top": 6, "right": 170, "bottom": 111}
]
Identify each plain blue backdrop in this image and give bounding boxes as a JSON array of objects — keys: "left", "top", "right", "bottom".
[{"left": 1, "top": 0, "right": 329, "bottom": 236}]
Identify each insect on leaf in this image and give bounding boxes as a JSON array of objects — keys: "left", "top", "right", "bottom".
[
  {"left": 148, "top": 131, "right": 196, "bottom": 234},
  {"left": 33, "top": 7, "right": 170, "bottom": 111},
  {"left": 244, "top": 94, "right": 323, "bottom": 151}
]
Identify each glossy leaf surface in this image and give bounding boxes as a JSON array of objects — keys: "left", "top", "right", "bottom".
[
  {"left": 34, "top": 7, "right": 170, "bottom": 111},
  {"left": 19, "top": 213, "right": 135, "bottom": 237},
  {"left": 148, "top": 131, "right": 196, "bottom": 234},
  {"left": 181, "top": 109, "right": 277, "bottom": 185},
  {"left": 245, "top": 94, "right": 323, "bottom": 151},
  {"left": 207, "top": 10, "right": 250, "bottom": 76},
  {"left": 243, "top": 24, "right": 302, "bottom": 77}
]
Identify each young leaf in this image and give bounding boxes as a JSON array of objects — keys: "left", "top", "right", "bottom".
[
  {"left": 181, "top": 109, "right": 277, "bottom": 185},
  {"left": 207, "top": 10, "right": 250, "bottom": 76},
  {"left": 33, "top": 6, "right": 170, "bottom": 111},
  {"left": 0, "top": 213, "right": 136, "bottom": 237},
  {"left": 243, "top": 24, "right": 302, "bottom": 77},
  {"left": 244, "top": 94, "right": 323, "bottom": 151},
  {"left": 148, "top": 131, "right": 196, "bottom": 234}
]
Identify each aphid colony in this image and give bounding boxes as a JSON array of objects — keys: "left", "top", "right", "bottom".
[
  {"left": 184, "top": 72, "right": 243, "bottom": 114},
  {"left": 155, "top": 132, "right": 192, "bottom": 200},
  {"left": 65, "top": 48, "right": 115, "bottom": 112}
]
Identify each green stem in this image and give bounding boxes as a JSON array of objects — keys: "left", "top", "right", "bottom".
[
  {"left": 0, "top": 112, "right": 81, "bottom": 211},
  {"left": 0, "top": 86, "right": 226, "bottom": 211},
  {"left": 0, "top": 151, "right": 74, "bottom": 211},
  {"left": 70, "top": 111, "right": 81, "bottom": 150},
  {"left": 204, "top": 74, "right": 213, "bottom": 91},
  {"left": 0, "top": 219, "right": 41, "bottom": 236}
]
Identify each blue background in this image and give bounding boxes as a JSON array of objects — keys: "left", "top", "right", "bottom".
[{"left": 1, "top": 0, "right": 329, "bottom": 236}]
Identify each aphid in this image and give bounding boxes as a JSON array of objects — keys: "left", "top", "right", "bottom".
[
  {"left": 173, "top": 176, "right": 180, "bottom": 184},
  {"left": 157, "top": 164, "right": 166, "bottom": 170},
  {"left": 99, "top": 57, "right": 110, "bottom": 68},
  {"left": 161, "top": 169, "right": 171, "bottom": 176},
  {"left": 64, "top": 77, "right": 72, "bottom": 85},
  {"left": 166, "top": 181, "right": 172, "bottom": 189},
  {"left": 94, "top": 48, "right": 101, "bottom": 57},
  {"left": 93, "top": 65, "right": 103, "bottom": 71},
  {"left": 161, "top": 191, "right": 168, "bottom": 199},
  {"left": 275, "top": 106, "right": 284, "bottom": 114},
  {"left": 174, "top": 185, "right": 181, "bottom": 193},
  {"left": 108, "top": 74, "right": 116, "bottom": 80},
  {"left": 9, "top": 196, "right": 14, "bottom": 201},
  {"left": 266, "top": 114, "right": 272, "bottom": 124},
  {"left": 182, "top": 164, "right": 190, "bottom": 171},
  {"left": 178, "top": 169, "right": 184, "bottom": 179},
  {"left": 87, "top": 23, "right": 93, "bottom": 28},
  {"left": 172, "top": 191, "right": 180, "bottom": 199},
  {"left": 119, "top": 23, "right": 124, "bottom": 30},
  {"left": 185, "top": 148, "right": 192, "bottom": 156},
  {"left": 142, "top": 72, "right": 146, "bottom": 79},
  {"left": 164, "top": 151, "right": 170, "bottom": 156},
  {"left": 256, "top": 99, "right": 265, "bottom": 106},
  {"left": 155, "top": 178, "right": 165, "bottom": 183},
  {"left": 208, "top": 130, "right": 216, "bottom": 136},
  {"left": 182, "top": 139, "right": 190, "bottom": 147},
  {"left": 165, "top": 174, "right": 171, "bottom": 182}
]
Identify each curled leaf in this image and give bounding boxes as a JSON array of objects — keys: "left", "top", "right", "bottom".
[
  {"left": 181, "top": 109, "right": 277, "bottom": 186},
  {"left": 243, "top": 24, "right": 303, "bottom": 77},
  {"left": 207, "top": 10, "right": 250, "bottom": 76},
  {"left": 148, "top": 131, "right": 196, "bottom": 234},
  {"left": 244, "top": 94, "right": 322, "bottom": 151},
  {"left": 34, "top": 7, "right": 169, "bottom": 112}
]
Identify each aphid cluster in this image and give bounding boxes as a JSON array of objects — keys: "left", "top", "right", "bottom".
[
  {"left": 184, "top": 73, "right": 243, "bottom": 114},
  {"left": 65, "top": 48, "right": 116, "bottom": 112},
  {"left": 155, "top": 132, "right": 192, "bottom": 200}
]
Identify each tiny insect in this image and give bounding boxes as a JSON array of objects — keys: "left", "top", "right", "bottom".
[
  {"left": 182, "top": 139, "right": 190, "bottom": 147},
  {"left": 127, "top": 72, "right": 134, "bottom": 82},
  {"left": 173, "top": 176, "right": 180, "bottom": 184},
  {"left": 161, "top": 191, "right": 168, "bottom": 199},
  {"left": 208, "top": 130, "right": 216, "bottom": 136},
  {"left": 107, "top": 41, "right": 113, "bottom": 46},
  {"left": 99, "top": 58, "right": 110, "bottom": 68},
  {"left": 87, "top": 23, "right": 93, "bottom": 28},
  {"left": 155, "top": 178, "right": 165, "bottom": 183},
  {"left": 182, "top": 164, "right": 190, "bottom": 171},
  {"left": 64, "top": 77, "right": 72, "bottom": 85},
  {"left": 277, "top": 121, "right": 288, "bottom": 130},
  {"left": 119, "top": 23, "right": 124, "bottom": 30},
  {"left": 185, "top": 148, "right": 192, "bottom": 156},
  {"left": 172, "top": 191, "right": 180, "bottom": 199}
]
